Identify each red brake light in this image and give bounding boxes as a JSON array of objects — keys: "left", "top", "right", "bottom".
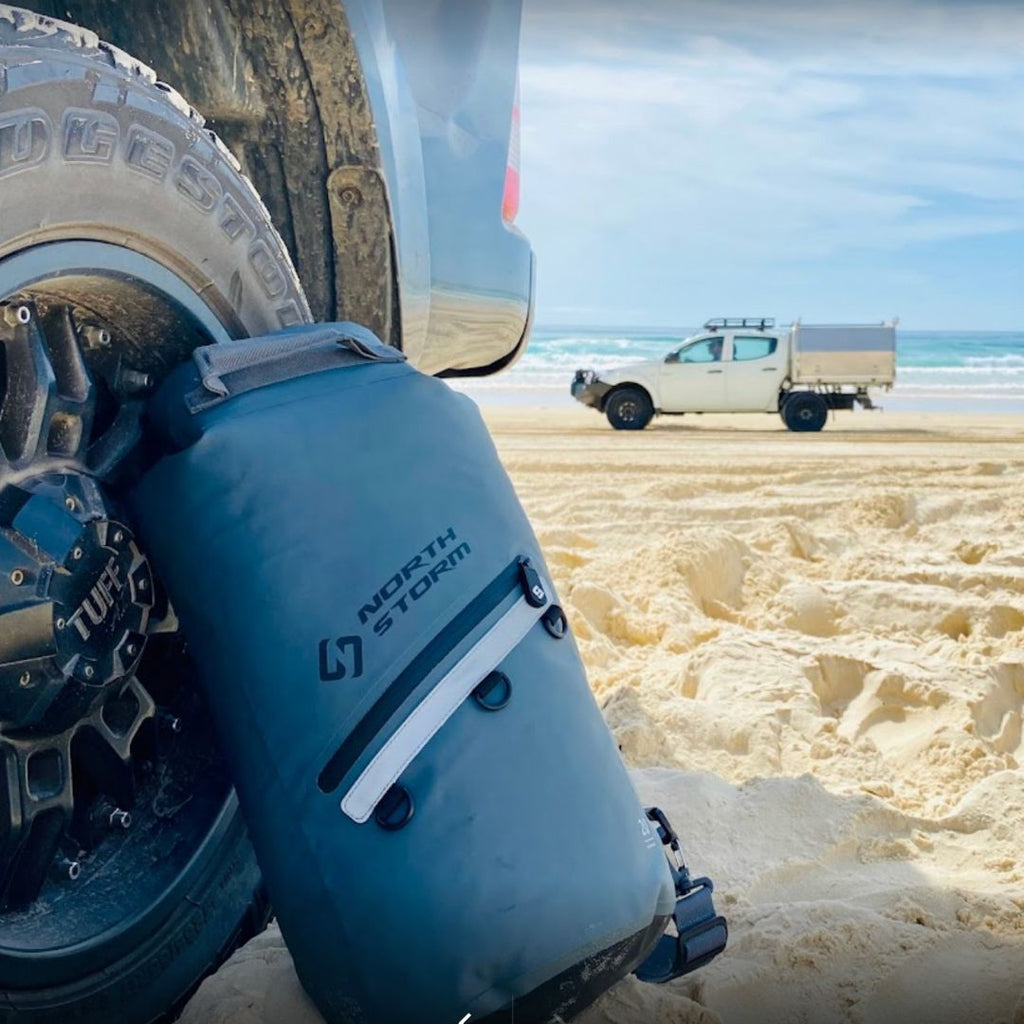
[{"left": 502, "top": 80, "right": 520, "bottom": 223}]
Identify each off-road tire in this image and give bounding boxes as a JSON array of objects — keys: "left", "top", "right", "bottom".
[
  {"left": 605, "top": 386, "right": 653, "bottom": 431},
  {"left": 781, "top": 391, "right": 828, "bottom": 432},
  {"left": 0, "top": 6, "right": 308, "bottom": 337},
  {"left": 0, "top": 7, "right": 310, "bottom": 1021}
]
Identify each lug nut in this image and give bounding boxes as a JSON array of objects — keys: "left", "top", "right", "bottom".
[
  {"left": 83, "top": 665, "right": 95, "bottom": 679},
  {"left": 56, "top": 617, "right": 65, "bottom": 629},
  {"left": 2, "top": 305, "right": 31, "bottom": 327},
  {"left": 65, "top": 497, "right": 77, "bottom": 512},
  {"left": 10, "top": 569, "right": 24, "bottom": 585},
  {"left": 53, "top": 856, "right": 80, "bottom": 881},
  {"left": 137, "top": 577, "right": 148, "bottom": 591},
  {"left": 83, "top": 326, "right": 112, "bottom": 349},
  {"left": 126, "top": 642, "right": 138, "bottom": 658},
  {"left": 160, "top": 712, "right": 183, "bottom": 734},
  {"left": 119, "top": 369, "right": 153, "bottom": 394},
  {"left": 109, "top": 808, "right": 132, "bottom": 829},
  {"left": 113, "top": 530, "right": 124, "bottom": 544},
  {"left": 18, "top": 671, "right": 31, "bottom": 688},
  {"left": 72, "top": 547, "right": 83, "bottom": 560}
]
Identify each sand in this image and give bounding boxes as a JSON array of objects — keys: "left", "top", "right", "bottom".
[{"left": 182, "top": 407, "right": 1024, "bottom": 1024}]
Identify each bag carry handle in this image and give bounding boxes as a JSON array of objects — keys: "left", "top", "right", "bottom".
[
  {"left": 187, "top": 321, "right": 406, "bottom": 411},
  {"left": 634, "top": 806, "right": 728, "bottom": 984}
]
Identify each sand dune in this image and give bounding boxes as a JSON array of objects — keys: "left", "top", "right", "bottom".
[{"left": 183, "top": 408, "right": 1024, "bottom": 1024}]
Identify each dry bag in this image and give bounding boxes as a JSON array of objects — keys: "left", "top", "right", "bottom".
[{"left": 128, "top": 323, "right": 726, "bottom": 1023}]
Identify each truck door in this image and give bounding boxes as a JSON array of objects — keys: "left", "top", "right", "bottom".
[
  {"left": 724, "top": 334, "right": 787, "bottom": 411},
  {"left": 660, "top": 335, "right": 729, "bottom": 411}
]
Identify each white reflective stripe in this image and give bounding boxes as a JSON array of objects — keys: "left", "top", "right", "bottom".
[{"left": 341, "top": 592, "right": 547, "bottom": 823}]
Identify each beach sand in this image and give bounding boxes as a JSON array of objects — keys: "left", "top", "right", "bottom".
[{"left": 182, "top": 407, "right": 1024, "bottom": 1024}]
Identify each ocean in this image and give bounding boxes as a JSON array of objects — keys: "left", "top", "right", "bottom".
[{"left": 455, "top": 326, "right": 1024, "bottom": 414}]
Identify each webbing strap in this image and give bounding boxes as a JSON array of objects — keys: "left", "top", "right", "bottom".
[
  {"left": 633, "top": 807, "right": 728, "bottom": 984},
  {"left": 186, "top": 322, "right": 405, "bottom": 412}
]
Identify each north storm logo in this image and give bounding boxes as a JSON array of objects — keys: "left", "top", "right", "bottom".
[
  {"left": 318, "top": 635, "right": 364, "bottom": 681},
  {"left": 318, "top": 528, "right": 471, "bottom": 679},
  {"left": 357, "top": 527, "right": 472, "bottom": 637}
]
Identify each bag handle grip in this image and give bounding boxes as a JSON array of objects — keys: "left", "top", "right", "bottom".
[{"left": 187, "top": 322, "right": 405, "bottom": 411}]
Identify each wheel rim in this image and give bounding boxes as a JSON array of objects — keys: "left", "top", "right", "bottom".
[
  {"left": 0, "top": 242, "right": 240, "bottom": 986},
  {"left": 618, "top": 398, "right": 638, "bottom": 423}
]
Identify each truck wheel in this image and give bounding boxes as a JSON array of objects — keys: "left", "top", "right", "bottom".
[
  {"left": 0, "top": 8, "right": 310, "bottom": 1022},
  {"left": 781, "top": 392, "right": 828, "bottom": 432},
  {"left": 606, "top": 387, "right": 653, "bottom": 430}
]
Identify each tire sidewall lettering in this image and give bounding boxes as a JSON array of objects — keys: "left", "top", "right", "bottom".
[
  {"left": 125, "top": 124, "right": 175, "bottom": 181},
  {"left": 248, "top": 238, "right": 288, "bottom": 299},
  {"left": 116, "top": 906, "right": 208, "bottom": 1002},
  {"left": 62, "top": 108, "right": 118, "bottom": 164},
  {"left": 0, "top": 100, "right": 304, "bottom": 326},
  {"left": 0, "top": 108, "right": 51, "bottom": 179},
  {"left": 174, "top": 153, "right": 222, "bottom": 212}
]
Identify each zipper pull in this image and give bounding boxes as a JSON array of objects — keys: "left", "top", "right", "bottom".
[{"left": 518, "top": 558, "right": 548, "bottom": 608}]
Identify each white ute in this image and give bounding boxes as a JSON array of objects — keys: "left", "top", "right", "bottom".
[{"left": 571, "top": 317, "right": 897, "bottom": 432}]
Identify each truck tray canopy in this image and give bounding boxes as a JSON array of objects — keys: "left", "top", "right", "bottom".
[{"left": 792, "top": 323, "right": 896, "bottom": 386}]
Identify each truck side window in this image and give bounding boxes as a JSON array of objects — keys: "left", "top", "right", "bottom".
[
  {"left": 732, "top": 336, "right": 778, "bottom": 361},
  {"left": 679, "top": 338, "right": 723, "bottom": 363}
]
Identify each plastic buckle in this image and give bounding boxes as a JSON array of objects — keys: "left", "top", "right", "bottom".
[
  {"left": 634, "top": 808, "right": 728, "bottom": 984},
  {"left": 645, "top": 806, "right": 686, "bottom": 877}
]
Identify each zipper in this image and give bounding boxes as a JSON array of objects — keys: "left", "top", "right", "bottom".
[
  {"left": 340, "top": 579, "right": 550, "bottom": 824},
  {"left": 317, "top": 557, "right": 549, "bottom": 808}
]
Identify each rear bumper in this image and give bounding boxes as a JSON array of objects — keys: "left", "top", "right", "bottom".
[{"left": 436, "top": 246, "right": 535, "bottom": 379}]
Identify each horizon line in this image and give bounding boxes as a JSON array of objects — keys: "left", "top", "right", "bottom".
[{"left": 532, "top": 323, "right": 1022, "bottom": 334}]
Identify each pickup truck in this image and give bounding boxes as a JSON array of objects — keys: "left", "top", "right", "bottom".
[
  {"left": 572, "top": 317, "right": 897, "bottom": 431},
  {"left": 0, "top": 4, "right": 532, "bottom": 1020}
]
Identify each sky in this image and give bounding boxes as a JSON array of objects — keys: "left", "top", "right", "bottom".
[{"left": 516, "top": 0, "right": 1024, "bottom": 330}]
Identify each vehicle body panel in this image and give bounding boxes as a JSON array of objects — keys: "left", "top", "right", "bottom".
[
  {"left": 579, "top": 361, "right": 662, "bottom": 409},
  {"left": 724, "top": 333, "right": 787, "bottom": 411},
  {"left": 348, "top": 0, "right": 535, "bottom": 375},
  {"left": 660, "top": 336, "right": 728, "bottom": 411},
  {"left": 29, "top": 0, "right": 535, "bottom": 377}
]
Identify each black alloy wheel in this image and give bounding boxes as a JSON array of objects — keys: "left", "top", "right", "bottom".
[
  {"left": 606, "top": 387, "right": 654, "bottom": 431},
  {"left": 781, "top": 391, "right": 828, "bottom": 432},
  {"left": 0, "top": 8, "right": 310, "bottom": 1021}
]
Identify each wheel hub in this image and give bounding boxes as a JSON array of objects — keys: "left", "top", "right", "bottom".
[
  {"left": 0, "top": 251, "right": 239, "bottom": 973},
  {"left": 0, "top": 301, "right": 163, "bottom": 911},
  {"left": 53, "top": 520, "right": 152, "bottom": 689},
  {"left": 1, "top": 511, "right": 153, "bottom": 733}
]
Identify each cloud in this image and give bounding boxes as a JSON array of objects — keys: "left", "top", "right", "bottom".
[
  {"left": 517, "top": 0, "right": 1024, "bottom": 325},
  {"left": 524, "top": 1, "right": 1024, "bottom": 75}
]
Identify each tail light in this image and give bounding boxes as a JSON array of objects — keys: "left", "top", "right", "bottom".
[{"left": 502, "top": 77, "right": 520, "bottom": 223}]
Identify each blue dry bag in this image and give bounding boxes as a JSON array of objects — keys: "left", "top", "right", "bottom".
[{"left": 129, "top": 323, "right": 726, "bottom": 1023}]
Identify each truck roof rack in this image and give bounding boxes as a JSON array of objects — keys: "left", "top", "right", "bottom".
[{"left": 704, "top": 317, "right": 775, "bottom": 331}]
